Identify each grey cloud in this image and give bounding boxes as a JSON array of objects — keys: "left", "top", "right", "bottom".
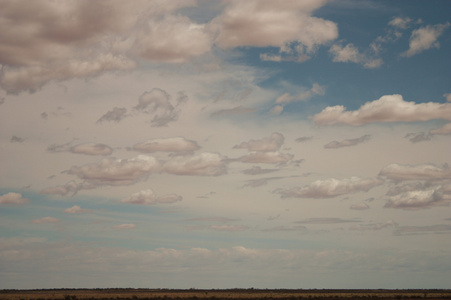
[
  {"left": 10, "top": 136, "right": 25, "bottom": 143},
  {"left": 262, "top": 225, "right": 306, "bottom": 232},
  {"left": 237, "top": 151, "right": 294, "bottom": 164},
  {"left": 241, "top": 177, "right": 284, "bottom": 188},
  {"left": 97, "top": 107, "right": 127, "bottom": 123},
  {"left": 121, "top": 189, "right": 182, "bottom": 205},
  {"left": 209, "top": 225, "right": 248, "bottom": 232},
  {"left": 70, "top": 143, "right": 113, "bottom": 156},
  {"left": 211, "top": 106, "right": 256, "bottom": 117},
  {"left": 349, "top": 203, "right": 370, "bottom": 210},
  {"left": 313, "top": 94, "right": 451, "bottom": 126},
  {"left": 295, "top": 136, "right": 313, "bottom": 143},
  {"left": 40, "top": 181, "right": 90, "bottom": 197},
  {"left": 404, "top": 132, "right": 432, "bottom": 143},
  {"left": 132, "top": 137, "right": 200, "bottom": 154},
  {"left": 279, "top": 177, "right": 383, "bottom": 199},
  {"left": 241, "top": 166, "right": 278, "bottom": 175},
  {"left": 349, "top": 220, "right": 398, "bottom": 231},
  {"left": 379, "top": 163, "right": 451, "bottom": 181},
  {"left": 394, "top": 224, "right": 451, "bottom": 235},
  {"left": 186, "top": 217, "right": 239, "bottom": 223},
  {"left": 429, "top": 122, "right": 451, "bottom": 135},
  {"left": 296, "top": 218, "right": 360, "bottom": 225},
  {"left": 324, "top": 134, "right": 370, "bottom": 149},
  {"left": 30, "top": 217, "right": 61, "bottom": 224},
  {"left": 234, "top": 132, "right": 284, "bottom": 152}
]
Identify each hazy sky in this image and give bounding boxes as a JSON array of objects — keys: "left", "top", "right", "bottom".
[{"left": 1, "top": 0, "right": 451, "bottom": 289}]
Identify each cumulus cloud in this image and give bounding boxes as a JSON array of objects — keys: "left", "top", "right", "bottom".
[
  {"left": 114, "top": 224, "right": 136, "bottom": 230},
  {"left": 64, "top": 205, "right": 92, "bottom": 213},
  {"left": 66, "top": 155, "right": 161, "bottom": 186},
  {"left": 324, "top": 134, "right": 370, "bottom": 149},
  {"left": 163, "top": 152, "right": 227, "bottom": 176},
  {"left": 70, "top": 143, "right": 113, "bottom": 156},
  {"left": 97, "top": 107, "right": 128, "bottom": 123},
  {"left": 401, "top": 22, "right": 450, "bottom": 57},
  {"left": 135, "top": 89, "right": 187, "bottom": 127},
  {"left": 0, "top": 192, "right": 29, "bottom": 205},
  {"left": 234, "top": 132, "right": 284, "bottom": 152},
  {"left": 132, "top": 137, "right": 200, "bottom": 154},
  {"left": 121, "top": 189, "right": 182, "bottom": 205},
  {"left": 379, "top": 163, "right": 451, "bottom": 181},
  {"left": 278, "top": 177, "right": 383, "bottom": 199},
  {"left": 31, "top": 217, "right": 61, "bottom": 224},
  {"left": 312, "top": 94, "right": 451, "bottom": 126},
  {"left": 329, "top": 43, "right": 382, "bottom": 68},
  {"left": 213, "top": 0, "right": 337, "bottom": 61}
]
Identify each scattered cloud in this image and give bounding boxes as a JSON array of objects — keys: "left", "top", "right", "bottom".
[
  {"left": 329, "top": 43, "right": 382, "bottom": 68},
  {"left": 121, "top": 189, "right": 182, "bottom": 205},
  {"left": 395, "top": 224, "right": 451, "bottom": 235},
  {"left": 444, "top": 93, "right": 451, "bottom": 102},
  {"left": 350, "top": 203, "right": 370, "bottom": 210},
  {"left": 97, "top": 107, "right": 127, "bottom": 123},
  {"left": 40, "top": 181, "right": 87, "bottom": 197},
  {"left": 209, "top": 225, "right": 248, "bottom": 232},
  {"left": 296, "top": 218, "right": 360, "bottom": 224},
  {"left": 429, "top": 123, "right": 451, "bottom": 135},
  {"left": 210, "top": 106, "right": 256, "bottom": 117},
  {"left": 64, "top": 205, "right": 92, "bottom": 214},
  {"left": 234, "top": 132, "right": 284, "bottom": 152},
  {"left": 66, "top": 155, "right": 161, "bottom": 186},
  {"left": 186, "top": 217, "right": 239, "bottom": 223},
  {"left": 114, "top": 224, "right": 136, "bottom": 230},
  {"left": 241, "top": 166, "right": 278, "bottom": 175},
  {"left": 30, "top": 217, "right": 61, "bottom": 224},
  {"left": 278, "top": 177, "right": 383, "bottom": 199},
  {"left": 349, "top": 220, "right": 398, "bottom": 231},
  {"left": 132, "top": 137, "right": 200, "bottom": 154},
  {"left": 10, "top": 136, "right": 24, "bottom": 143},
  {"left": 237, "top": 151, "right": 294, "bottom": 164},
  {"left": 276, "top": 84, "right": 325, "bottom": 105},
  {"left": 312, "top": 94, "right": 451, "bottom": 126},
  {"left": 404, "top": 132, "right": 432, "bottom": 143},
  {"left": 401, "top": 22, "right": 450, "bottom": 57},
  {"left": 262, "top": 225, "right": 306, "bottom": 232},
  {"left": 295, "top": 136, "right": 313, "bottom": 143},
  {"left": 70, "top": 143, "right": 113, "bottom": 156},
  {"left": 384, "top": 184, "right": 451, "bottom": 210},
  {"left": 324, "top": 134, "right": 370, "bottom": 149},
  {"left": 379, "top": 163, "right": 451, "bottom": 181},
  {"left": 163, "top": 152, "right": 227, "bottom": 176},
  {"left": 0, "top": 192, "right": 29, "bottom": 205},
  {"left": 388, "top": 17, "right": 412, "bottom": 29}
]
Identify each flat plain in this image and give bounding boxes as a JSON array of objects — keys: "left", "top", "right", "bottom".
[{"left": 1, "top": 289, "right": 451, "bottom": 300}]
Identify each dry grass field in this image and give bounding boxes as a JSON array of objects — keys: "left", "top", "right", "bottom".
[{"left": 1, "top": 289, "right": 450, "bottom": 300}]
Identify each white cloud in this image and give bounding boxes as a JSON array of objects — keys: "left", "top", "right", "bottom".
[
  {"left": 275, "top": 83, "right": 325, "bottom": 108},
  {"left": 132, "top": 137, "right": 200, "bottom": 154},
  {"left": 388, "top": 17, "right": 412, "bottom": 29},
  {"left": 70, "top": 143, "right": 113, "bottom": 156},
  {"left": 329, "top": 43, "right": 382, "bottom": 69},
  {"left": 67, "top": 155, "right": 161, "bottom": 186},
  {"left": 163, "top": 152, "right": 227, "bottom": 176},
  {"left": 444, "top": 93, "right": 451, "bottom": 102},
  {"left": 385, "top": 189, "right": 444, "bottom": 210},
  {"left": 0, "top": 192, "right": 29, "bottom": 205},
  {"left": 234, "top": 132, "right": 284, "bottom": 152},
  {"left": 30, "top": 217, "right": 61, "bottom": 224},
  {"left": 429, "top": 123, "right": 451, "bottom": 135},
  {"left": 114, "top": 224, "right": 136, "bottom": 230},
  {"left": 40, "top": 181, "right": 87, "bottom": 197},
  {"left": 121, "top": 189, "right": 182, "bottom": 205},
  {"left": 64, "top": 205, "right": 92, "bottom": 213},
  {"left": 312, "top": 94, "right": 451, "bottom": 126},
  {"left": 324, "top": 134, "right": 370, "bottom": 149},
  {"left": 279, "top": 177, "right": 383, "bottom": 198},
  {"left": 379, "top": 163, "right": 451, "bottom": 181},
  {"left": 213, "top": 0, "right": 337, "bottom": 60},
  {"left": 401, "top": 22, "right": 450, "bottom": 57}
]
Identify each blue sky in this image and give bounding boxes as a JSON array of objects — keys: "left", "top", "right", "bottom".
[{"left": 1, "top": 0, "right": 451, "bottom": 289}]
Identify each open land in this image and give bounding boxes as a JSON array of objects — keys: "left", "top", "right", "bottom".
[{"left": 1, "top": 289, "right": 451, "bottom": 300}]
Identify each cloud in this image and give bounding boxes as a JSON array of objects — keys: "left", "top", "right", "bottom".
[
  {"left": 388, "top": 17, "right": 412, "bottom": 29},
  {"left": 349, "top": 220, "right": 398, "bottom": 231},
  {"left": 262, "top": 225, "right": 306, "bottom": 232},
  {"left": 135, "top": 89, "right": 187, "bottom": 127},
  {"left": 97, "top": 107, "right": 128, "bottom": 123},
  {"left": 241, "top": 177, "right": 285, "bottom": 188},
  {"left": 296, "top": 218, "right": 360, "bottom": 224},
  {"left": 114, "top": 224, "right": 136, "bottom": 230},
  {"left": 10, "top": 136, "right": 25, "bottom": 143},
  {"left": 121, "top": 189, "right": 182, "bottom": 205},
  {"left": 237, "top": 151, "right": 294, "bottom": 164},
  {"left": 210, "top": 106, "right": 256, "bottom": 117},
  {"left": 0, "top": 192, "right": 29, "bottom": 205},
  {"left": 64, "top": 205, "right": 92, "bottom": 213},
  {"left": 163, "top": 152, "right": 227, "bottom": 176},
  {"left": 379, "top": 163, "right": 451, "bottom": 181},
  {"left": 40, "top": 181, "right": 87, "bottom": 197},
  {"left": 234, "top": 132, "right": 284, "bottom": 152},
  {"left": 275, "top": 83, "right": 325, "bottom": 105},
  {"left": 324, "top": 134, "right": 370, "bottom": 149},
  {"left": 209, "top": 225, "right": 248, "bottom": 232},
  {"left": 213, "top": 0, "right": 337, "bottom": 61},
  {"left": 349, "top": 203, "right": 370, "bottom": 210},
  {"left": 394, "top": 224, "right": 451, "bottom": 235},
  {"left": 404, "top": 132, "right": 432, "bottom": 143},
  {"left": 295, "top": 136, "right": 313, "bottom": 143},
  {"left": 329, "top": 43, "right": 382, "bottom": 68},
  {"left": 186, "top": 217, "right": 239, "bottom": 223},
  {"left": 401, "top": 22, "right": 450, "bottom": 57},
  {"left": 241, "top": 166, "right": 278, "bottom": 175},
  {"left": 444, "top": 93, "right": 451, "bottom": 102},
  {"left": 31, "top": 217, "right": 61, "bottom": 224},
  {"left": 429, "top": 123, "right": 451, "bottom": 135},
  {"left": 132, "top": 137, "right": 200, "bottom": 154},
  {"left": 70, "top": 143, "right": 113, "bottom": 156},
  {"left": 278, "top": 177, "right": 383, "bottom": 199},
  {"left": 312, "top": 94, "right": 451, "bottom": 126},
  {"left": 66, "top": 155, "right": 161, "bottom": 186},
  {"left": 384, "top": 183, "right": 451, "bottom": 210}
]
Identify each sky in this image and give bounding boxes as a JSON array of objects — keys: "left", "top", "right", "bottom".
[{"left": 1, "top": 0, "right": 451, "bottom": 290}]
